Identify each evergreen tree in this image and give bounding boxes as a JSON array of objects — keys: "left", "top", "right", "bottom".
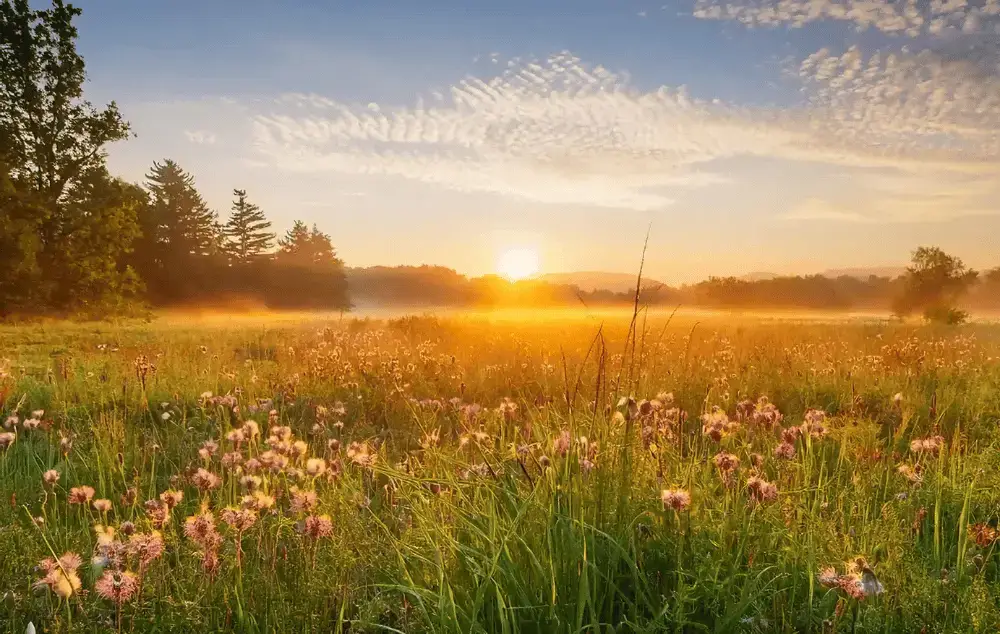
[
  {"left": 0, "top": 0, "right": 138, "bottom": 315},
  {"left": 268, "top": 221, "right": 350, "bottom": 309},
  {"left": 224, "top": 189, "right": 274, "bottom": 264},
  {"left": 139, "top": 159, "right": 222, "bottom": 302}
]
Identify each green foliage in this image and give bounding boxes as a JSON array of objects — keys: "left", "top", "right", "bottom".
[
  {"left": 0, "top": 0, "right": 138, "bottom": 317},
  {"left": 894, "top": 247, "right": 979, "bottom": 320},
  {"left": 223, "top": 189, "right": 274, "bottom": 264},
  {"left": 267, "top": 221, "right": 351, "bottom": 310}
]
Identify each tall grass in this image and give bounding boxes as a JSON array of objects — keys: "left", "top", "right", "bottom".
[{"left": 0, "top": 313, "right": 999, "bottom": 632}]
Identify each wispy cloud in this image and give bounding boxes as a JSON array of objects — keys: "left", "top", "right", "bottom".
[
  {"left": 692, "top": 0, "right": 1000, "bottom": 37},
  {"left": 184, "top": 130, "right": 218, "bottom": 145},
  {"left": 243, "top": 41, "right": 999, "bottom": 220}
]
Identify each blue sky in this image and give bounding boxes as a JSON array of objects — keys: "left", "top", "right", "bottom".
[{"left": 71, "top": 0, "right": 1000, "bottom": 282}]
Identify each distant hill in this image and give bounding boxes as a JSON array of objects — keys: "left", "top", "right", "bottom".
[
  {"left": 538, "top": 271, "right": 667, "bottom": 293},
  {"left": 740, "top": 272, "right": 779, "bottom": 282},
  {"left": 821, "top": 267, "right": 906, "bottom": 280}
]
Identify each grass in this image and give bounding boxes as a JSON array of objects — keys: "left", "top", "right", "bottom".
[{"left": 1, "top": 311, "right": 999, "bottom": 633}]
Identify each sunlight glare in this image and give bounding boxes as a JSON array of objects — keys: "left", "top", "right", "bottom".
[{"left": 497, "top": 248, "right": 540, "bottom": 281}]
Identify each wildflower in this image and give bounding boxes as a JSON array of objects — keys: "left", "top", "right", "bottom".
[
  {"left": 220, "top": 507, "right": 258, "bottom": 532},
  {"left": 22, "top": 418, "right": 40, "bottom": 430},
  {"left": 158, "top": 489, "right": 183, "bottom": 509},
  {"left": 242, "top": 491, "right": 275, "bottom": 511},
  {"left": 774, "top": 442, "right": 796, "bottom": 460},
  {"left": 226, "top": 428, "right": 246, "bottom": 445},
  {"left": 191, "top": 468, "right": 221, "bottom": 492},
  {"left": 140, "top": 500, "right": 168, "bottom": 532},
  {"left": 305, "top": 458, "right": 327, "bottom": 477},
  {"left": 701, "top": 407, "right": 736, "bottom": 442},
  {"left": 35, "top": 553, "right": 83, "bottom": 598},
  {"left": 780, "top": 426, "right": 802, "bottom": 444},
  {"left": 346, "top": 441, "right": 376, "bottom": 468},
  {"left": 749, "top": 453, "right": 764, "bottom": 468},
  {"left": 892, "top": 392, "right": 903, "bottom": 406},
  {"left": 93, "top": 499, "right": 113, "bottom": 513},
  {"left": 31, "top": 409, "right": 44, "bottom": 419},
  {"left": 128, "top": 531, "right": 165, "bottom": 567},
  {"left": 3, "top": 415, "right": 17, "bottom": 429},
  {"left": 498, "top": 397, "right": 518, "bottom": 420},
  {"left": 327, "top": 438, "right": 341, "bottom": 452},
  {"left": 970, "top": 523, "right": 998, "bottom": 548},
  {"left": 68, "top": 486, "right": 95, "bottom": 505},
  {"left": 660, "top": 488, "right": 691, "bottom": 512},
  {"left": 910, "top": 435, "right": 945, "bottom": 455},
  {"left": 302, "top": 514, "right": 333, "bottom": 539},
  {"left": 746, "top": 476, "right": 779, "bottom": 504},
  {"left": 240, "top": 475, "right": 262, "bottom": 490},
  {"left": 0, "top": 432, "right": 15, "bottom": 450},
  {"left": 270, "top": 425, "right": 292, "bottom": 442},
  {"left": 713, "top": 452, "right": 740, "bottom": 473},
  {"left": 290, "top": 489, "right": 319, "bottom": 513},
  {"left": 291, "top": 440, "right": 309, "bottom": 457},
  {"left": 818, "top": 567, "right": 840, "bottom": 587},
  {"left": 94, "top": 570, "right": 139, "bottom": 605},
  {"left": 897, "top": 463, "right": 924, "bottom": 484},
  {"left": 198, "top": 439, "right": 219, "bottom": 461},
  {"left": 552, "top": 430, "right": 571, "bottom": 457},
  {"left": 184, "top": 511, "right": 222, "bottom": 549},
  {"left": 42, "top": 470, "right": 60, "bottom": 487},
  {"left": 119, "top": 521, "right": 136, "bottom": 537},
  {"left": 242, "top": 420, "right": 260, "bottom": 439},
  {"left": 221, "top": 451, "right": 243, "bottom": 469}
]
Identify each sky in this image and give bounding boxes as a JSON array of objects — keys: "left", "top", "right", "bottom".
[{"left": 70, "top": 0, "right": 1000, "bottom": 283}]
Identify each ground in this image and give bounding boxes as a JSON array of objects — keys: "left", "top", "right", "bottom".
[{"left": 0, "top": 310, "right": 999, "bottom": 633}]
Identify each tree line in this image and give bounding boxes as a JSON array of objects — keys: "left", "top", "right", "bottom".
[
  {"left": 0, "top": 0, "right": 349, "bottom": 318},
  {"left": 349, "top": 254, "right": 1000, "bottom": 321}
]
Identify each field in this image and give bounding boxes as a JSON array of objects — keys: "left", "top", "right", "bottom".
[{"left": 1, "top": 311, "right": 999, "bottom": 633}]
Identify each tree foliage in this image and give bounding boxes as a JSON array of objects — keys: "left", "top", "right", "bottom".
[
  {"left": 0, "top": 0, "right": 139, "bottom": 316},
  {"left": 267, "top": 221, "right": 350, "bottom": 310},
  {"left": 893, "top": 247, "right": 978, "bottom": 324},
  {"left": 224, "top": 189, "right": 274, "bottom": 264}
]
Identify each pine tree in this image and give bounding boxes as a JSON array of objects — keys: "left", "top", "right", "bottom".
[
  {"left": 269, "top": 221, "right": 350, "bottom": 309},
  {"left": 139, "top": 159, "right": 222, "bottom": 302},
  {"left": 224, "top": 189, "right": 274, "bottom": 264}
]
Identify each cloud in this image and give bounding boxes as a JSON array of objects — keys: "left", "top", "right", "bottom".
[
  {"left": 794, "top": 46, "right": 1000, "bottom": 163},
  {"left": 245, "top": 47, "right": 999, "bottom": 218},
  {"left": 692, "top": 0, "right": 1000, "bottom": 37},
  {"left": 785, "top": 194, "right": 1000, "bottom": 222},
  {"left": 184, "top": 130, "right": 218, "bottom": 145},
  {"left": 250, "top": 53, "right": 771, "bottom": 210}
]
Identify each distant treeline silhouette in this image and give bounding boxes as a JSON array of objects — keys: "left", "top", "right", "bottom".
[{"left": 348, "top": 266, "right": 1000, "bottom": 311}]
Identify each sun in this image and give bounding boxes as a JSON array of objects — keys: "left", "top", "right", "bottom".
[{"left": 497, "top": 247, "right": 540, "bottom": 281}]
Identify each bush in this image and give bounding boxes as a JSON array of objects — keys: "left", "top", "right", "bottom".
[{"left": 924, "top": 305, "right": 969, "bottom": 325}]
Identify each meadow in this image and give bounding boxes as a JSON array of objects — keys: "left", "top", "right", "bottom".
[{"left": 1, "top": 310, "right": 999, "bottom": 633}]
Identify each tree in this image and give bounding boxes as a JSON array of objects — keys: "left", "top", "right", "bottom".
[
  {"left": 0, "top": 0, "right": 139, "bottom": 315},
  {"left": 224, "top": 189, "right": 273, "bottom": 264},
  {"left": 138, "top": 159, "right": 223, "bottom": 302},
  {"left": 267, "top": 221, "right": 350, "bottom": 310},
  {"left": 893, "top": 247, "right": 978, "bottom": 324}
]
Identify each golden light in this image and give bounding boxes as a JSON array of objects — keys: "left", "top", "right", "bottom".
[{"left": 497, "top": 247, "right": 540, "bottom": 281}]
